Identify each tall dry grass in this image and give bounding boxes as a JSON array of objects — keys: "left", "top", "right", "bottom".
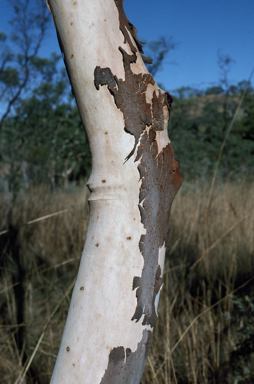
[
  {"left": 0, "top": 181, "right": 253, "bottom": 383},
  {"left": 0, "top": 187, "right": 89, "bottom": 383},
  {"left": 142, "top": 180, "right": 254, "bottom": 384}
]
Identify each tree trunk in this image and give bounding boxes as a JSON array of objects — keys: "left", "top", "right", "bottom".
[{"left": 48, "top": 1, "right": 182, "bottom": 383}]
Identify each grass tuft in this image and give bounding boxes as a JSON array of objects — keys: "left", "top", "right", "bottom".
[{"left": 0, "top": 182, "right": 253, "bottom": 383}]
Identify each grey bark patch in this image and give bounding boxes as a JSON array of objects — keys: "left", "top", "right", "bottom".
[
  {"left": 100, "top": 329, "right": 152, "bottom": 384},
  {"left": 94, "top": 0, "right": 182, "bottom": 329},
  {"left": 132, "top": 131, "right": 182, "bottom": 326},
  {"left": 94, "top": 67, "right": 117, "bottom": 91}
]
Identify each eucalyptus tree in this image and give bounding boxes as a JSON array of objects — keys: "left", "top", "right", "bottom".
[{"left": 48, "top": 0, "right": 182, "bottom": 383}]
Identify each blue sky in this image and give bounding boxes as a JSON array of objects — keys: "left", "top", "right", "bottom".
[
  {"left": 0, "top": 0, "right": 253, "bottom": 93},
  {"left": 124, "top": 0, "right": 254, "bottom": 92}
]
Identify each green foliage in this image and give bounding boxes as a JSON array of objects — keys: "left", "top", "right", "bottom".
[
  {"left": 227, "top": 294, "right": 254, "bottom": 383},
  {"left": 205, "top": 85, "right": 224, "bottom": 95},
  {"left": 168, "top": 51, "right": 254, "bottom": 182},
  {"left": 231, "top": 294, "right": 254, "bottom": 340},
  {"left": 234, "top": 93, "right": 254, "bottom": 141},
  {"left": 0, "top": 66, "right": 19, "bottom": 87},
  {"left": 0, "top": 0, "right": 91, "bottom": 195},
  {"left": 169, "top": 83, "right": 254, "bottom": 181},
  {"left": 0, "top": 3, "right": 253, "bottom": 194},
  {"left": 1, "top": 87, "right": 91, "bottom": 192}
]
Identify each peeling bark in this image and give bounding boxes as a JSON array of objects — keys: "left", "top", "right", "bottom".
[
  {"left": 94, "top": 50, "right": 182, "bottom": 327},
  {"left": 100, "top": 329, "right": 152, "bottom": 384},
  {"left": 48, "top": 0, "right": 182, "bottom": 383}
]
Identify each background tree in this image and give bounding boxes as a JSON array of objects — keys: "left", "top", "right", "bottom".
[
  {"left": 0, "top": 1, "right": 91, "bottom": 197},
  {"left": 0, "top": 0, "right": 49, "bottom": 128},
  {"left": 146, "top": 36, "right": 177, "bottom": 77}
]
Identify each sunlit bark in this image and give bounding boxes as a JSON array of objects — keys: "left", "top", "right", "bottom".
[{"left": 48, "top": 0, "right": 182, "bottom": 383}]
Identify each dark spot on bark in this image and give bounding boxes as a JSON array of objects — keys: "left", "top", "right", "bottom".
[
  {"left": 100, "top": 329, "right": 152, "bottom": 384},
  {"left": 105, "top": 131, "right": 108, "bottom": 135},
  {"left": 70, "top": 54, "right": 74, "bottom": 59},
  {"left": 66, "top": 346, "right": 70, "bottom": 352},
  {"left": 127, "top": 237, "right": 131, "bottom": 240},
  {"left": 94, "top": 0, "right": 182, "bottom": 328},
  {"left": 108, "top": 346, "right": 125, "bottom": 364},
  {"left": 95, "top": 243, "right": 99, "bottom": 247},
  {"left": 80, "top": 286, "right": 84, "bottom": 290},
  {"left": 94, "top": 67, "right": 117, "bottom": 91},
  {"left": 102, "top": 180, "right": 106, "bottom": 183}
]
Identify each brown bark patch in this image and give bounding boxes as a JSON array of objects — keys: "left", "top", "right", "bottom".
[
  {"left": 94, "top": 49, "right": 154, "bottom": 162},
  {"left": 114, "top": 0, "right": 152, "bottom": 64},
  {"left": 94, "top": 0, "right": 182, "bottom": 328}
]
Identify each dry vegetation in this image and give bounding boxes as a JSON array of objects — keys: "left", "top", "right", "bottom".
[
  {"left": 143, "top": 181, "right": 254, "bottom": 384},
  {"left": 0, "top": 181, "right": 253, "bottom": 383}
]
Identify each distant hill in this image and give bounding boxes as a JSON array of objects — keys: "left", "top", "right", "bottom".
[{"left": 168, "top": 90, "right": 254, "bottom": 181}]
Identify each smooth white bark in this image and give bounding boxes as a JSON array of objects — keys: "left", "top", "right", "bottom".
[{"left": 48, "top": 1, "right": 182, "bottom": 383}]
